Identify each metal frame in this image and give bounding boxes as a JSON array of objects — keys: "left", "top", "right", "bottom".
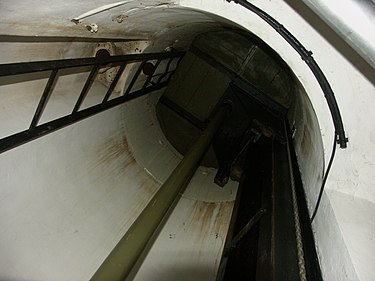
[{"left": 0, "top": 51, "right": 184, "bottom": 154}]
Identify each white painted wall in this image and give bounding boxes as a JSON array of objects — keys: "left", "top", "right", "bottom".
[
  {"left": 0, "top": 45, "right": 237, "bottom": 281},
  {"left": 0, "top": 103, "right": 162, "bottom": 280},
  {"left": 1, "top": 0, "right": 374, "bottom": 280},
  {"left": 0, "top": 38, "right": 163, "bottom": 280},
  {"left": 0, "top": 4, "right": 237, "bottom": 280}
]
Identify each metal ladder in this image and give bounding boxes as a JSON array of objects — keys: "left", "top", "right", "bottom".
[{"left": 0, "top": 51, "right": 184, "bottom": 154}]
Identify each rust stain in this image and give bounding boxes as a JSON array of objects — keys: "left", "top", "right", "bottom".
[
  {"left": 95, "top": 131, "right": 161, "bottom": 199},
  {"left": 95, "top": 134, "right": 135, "bottom": 169},
  {"left": 188, "top": 200, "right": 234, "bottom": 241},
  {"left": 137, "top": 168, "right": 161, "bottom": 196},
  {"left": 214, "top": 201, "right": 235, "bottom": 234},
  {"left": 300, "top": 124, "right": 312, "bottom": 156}
]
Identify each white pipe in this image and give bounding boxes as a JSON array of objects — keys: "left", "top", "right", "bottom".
[{"left": 300, "top": 0, "right": 375, "bottom": 69}]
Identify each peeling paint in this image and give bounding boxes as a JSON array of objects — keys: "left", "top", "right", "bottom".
[
  {"left": 85, "top": 23, "right": 98, "bottom": 33},
  {"left": 113, "top": 14, "right": 128, "bottom": 23}
]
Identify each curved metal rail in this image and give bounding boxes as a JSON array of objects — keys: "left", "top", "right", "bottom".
[{"left": 227, "top": 0, "right": 348, "bottom": 148}]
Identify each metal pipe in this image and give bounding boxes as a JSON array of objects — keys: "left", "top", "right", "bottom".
[
  {"left": 300, "top": 0, "right": 375, "bottom": 69},
  {"left": 90, "top": 104, "right": 230, "bottom": 281}
]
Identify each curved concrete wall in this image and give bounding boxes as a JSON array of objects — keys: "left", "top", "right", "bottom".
[
  {"left": 0, "top": 40, "right": 237, "bottom": 280},
  {"left": 177, "top": 1, "right": 374, "bottom": 280},
  {"left": 1, "top": 1, "right": 374, "bottom": 280},
  {"left": 0, "top": 6, "right": 238, "bottom": 280},
  {"left": 0, "top": 97, "right": 162, "bottom": 280}
]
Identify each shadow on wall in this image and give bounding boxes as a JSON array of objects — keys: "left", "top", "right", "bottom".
[{"left": 284, "top": 0, "right": 375, "bottom": 86}]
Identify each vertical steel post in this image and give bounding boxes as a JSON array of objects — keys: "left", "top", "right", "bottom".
[{"left": 90, "top": 104, "right": 230, "bottom": 281}]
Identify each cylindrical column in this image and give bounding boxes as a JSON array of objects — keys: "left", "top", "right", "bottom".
[
  {"left": 90, "top": 104, "right": 230, "bottom": 281},
  {"left": 300, "top": 0, "right": 375, "bottom": 69}
]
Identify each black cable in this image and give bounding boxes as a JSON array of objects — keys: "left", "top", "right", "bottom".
[{"left": 310, "top": 132, "right": 338, "bottom": 222}]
